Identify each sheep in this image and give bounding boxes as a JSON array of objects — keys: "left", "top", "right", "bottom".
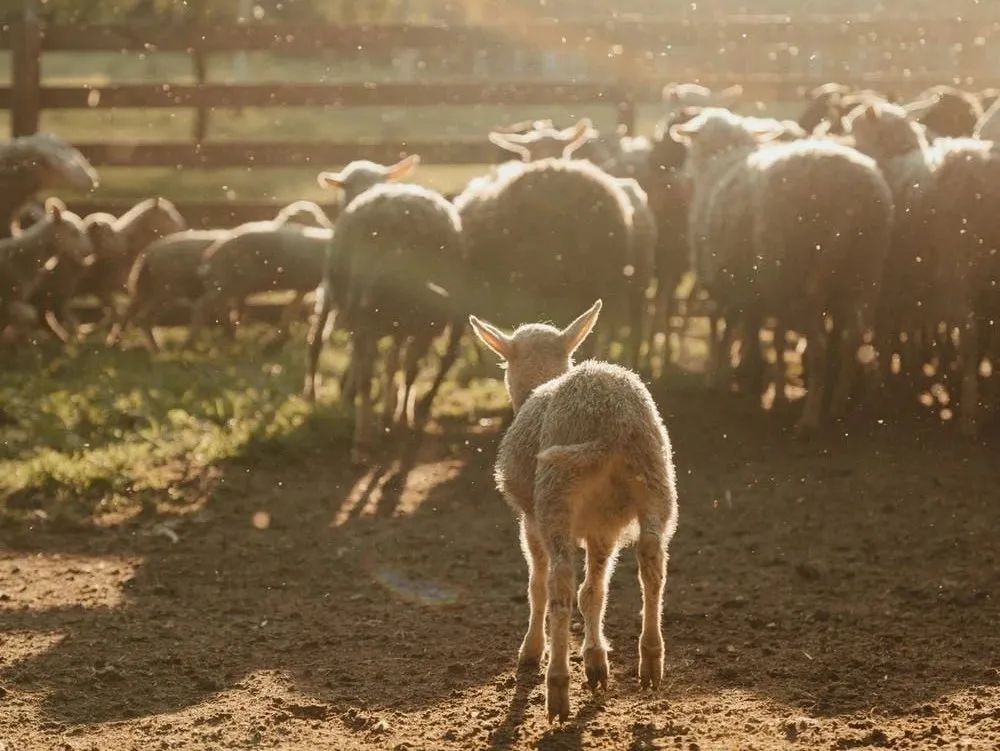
[
  {"left": 307, "top": 158, "right": 466, "bottom": 462},
  {"left": 107, "top": 229, "right": 227, "bottom": 350},
  {"left": 0, "top": 133, "right": 98, "bottom": 237},
  {"left": 454, "top": 150, "right": 645, "bottom": 367},
  {"left": 662, "top": 82, "right": 742, "bottom": 112},
  {"left": 73, "top": 198, "right": 187, "bottom": 328},
  {"left": 489, "top": 119, "right": 556, "bottom": 163},
  {"left": 671, "top": 108, "right": 893, "bottom": 431},
  {"left": 0, "top": 199, "right": 92, "bottom": 339},
  {"left": 907, "top": 86, "right": 983, "bottom": 139},
  {"left": 487, "top": 118, "right": 601, "bottom": 162},
  {"left": 192, "top": 204, "right": 334, "bottom": 347},
  {"left": 468, "top": 300, "right": 678, "bottom": 722},
  {"left": 848, "top": 101, "right": 1000, "bottom": 435}
]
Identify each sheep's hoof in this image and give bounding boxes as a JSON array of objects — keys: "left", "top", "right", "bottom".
[
  {"left": 517, "top": 643, "right": 543, "bottom": 669},
  {"left": 545, "top": 674, "right": 570, "bottom": 723},
  {"left": 639, "top": 645, "right": 663, "bottom": 690},
  {"left": 583, "top": 647, "right": 609, "bottom": 691}
]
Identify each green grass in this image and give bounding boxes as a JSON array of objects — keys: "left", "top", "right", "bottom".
[{"left": 0, "top": 323, "right": 509, "bottom": 527}]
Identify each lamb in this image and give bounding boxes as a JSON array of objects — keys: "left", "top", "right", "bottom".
[
  {"left": 0, "top": 199, "right": 92, "bottom": 338},
  {"left": 107, "top": 229, "right": 227, "bottom": 350},
  {"left": 848, "top": 101, "right": 1000, "bottom": 435},
  {"left": 0, "top": 133, "right": 98, "bottom": 237},
  {"left": 192, "top": 202, "right": 334, "bottom": 347},
  {"left": 487, "top": 118, "right": 600, "bottom": 162},
  {"left": 454, "top": 151, "right": 645, "bottom": 366},
  {"left": 662, "top": 82, "right": 742, "bottom": 112},
  {"left": 672, "top": 108, "right": 893, "bottom": 431},
  {"left": 307, "top": 157, "right": 466, "bottom": 462},
  {"left": 468, "top": 300, "right": 678, "bottom": 722}
]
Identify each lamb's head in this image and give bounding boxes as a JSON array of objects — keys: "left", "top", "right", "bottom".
[
  {"left": 45, "top": 199, "right": 94, "bottom": 265},
  {"left": 669, "top": 108, "right": 783, "bottom": 173},
  {"left": 83, "top": 212, "right": 127, "bottom": 259},
  {"left": 845, "top": 101, "right": 926, "bottom": 160},
  {"left": 488, "top": 118, "right": 597, "bottom": 162},
  {"left": 318, "top": 155, "right": 419, "bottom": 206},
  {"left": 469, "top": 300, "right": 602, "bottom": 411},
  {"left": 9, "top": 133, "right": 99, "bottom": 192}
]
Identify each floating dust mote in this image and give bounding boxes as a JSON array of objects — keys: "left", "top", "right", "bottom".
[{"left": 251, "top": 511, "right": 271, "bottom": 529}]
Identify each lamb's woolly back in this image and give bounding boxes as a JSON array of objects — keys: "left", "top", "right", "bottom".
[
  {"left": 274, "top": 200, "right": 333, "bottom": 229},
  {"left": 113, "top": 197, "right": 187, "bottom": 255}
]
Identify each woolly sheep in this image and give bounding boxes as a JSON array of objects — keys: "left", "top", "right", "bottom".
[
  {"left": 849, "top": 101, "right": 1000, "bottom": 435},
  {"left": 454, "top": 155, "right": 645, "bottom": 366},
  {"left": 308, "top": 160, "right": 466, "bottom": 462},
  {"left": 662, "top": 82, "right": 742, "bottom": 112},
  {"left": 907, "top": 86, "right": 983, "bottom": 139},
  {"left": 671, "top": 108, "right": 893, "bottom": 431},
  {"left": 0, "top": 200, "right": 92, "bottom": 340},
  {"left": 488, "top": 118, "right": 600, "bottom": 162},
  {"left": 0, "top": 133, "right": 98, "bottom": 237},
  {"left": 193, "top": 208, "right": 334, "bottom": 347},
  {"left": 107, "top": 229, "right": 228, "bottom": 350},
  {"left": 469, "top": 300, "right": 678, "bottom": 722}
]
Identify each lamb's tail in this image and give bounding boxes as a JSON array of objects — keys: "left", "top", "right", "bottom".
[{"left": 536, "top": 440, "right": 616, "bottom": 472}]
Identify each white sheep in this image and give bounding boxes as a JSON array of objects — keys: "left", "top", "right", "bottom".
[{"left": 469, "top": 300, "right": 678, "bottom": 722}]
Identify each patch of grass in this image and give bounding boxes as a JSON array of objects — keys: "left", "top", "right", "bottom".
[{"left": 0, "top": 326, "right": 357, "bottom": 525}]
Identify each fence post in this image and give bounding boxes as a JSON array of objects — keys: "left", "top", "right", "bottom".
[
  {"left": 11, "top": 0, "right": 42, "bottom": 137},
  {"left": 192, "top": 45, "right": 210, "bottom": 144}
]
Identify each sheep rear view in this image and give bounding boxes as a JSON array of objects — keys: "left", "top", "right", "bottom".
[{"left": 470, "top": 300, "right": 678, "bottom": 723}]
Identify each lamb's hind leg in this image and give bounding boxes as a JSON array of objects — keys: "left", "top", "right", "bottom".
[
  {"left": 637, "top": 514, "right": 669, "bottom": 690},
  {"left": 543, "top": 527, "right": 575, "bottom": 722},
  {"left": 579, "top": 537, "right": 616, "bottom": 691},
  {"left": 517, "top": 516, "right": 548, "bottom": 668}
]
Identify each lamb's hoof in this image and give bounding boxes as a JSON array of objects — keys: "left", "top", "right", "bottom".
[
  {"left": 583, "top": 647, "right": 609, "bottom": 691},
  {"left": 639, "top": 645, "right": 663, "bottom": 690},
  {"left": 517, "top": 645, "right": 542, "bottom": 670},
  {"left": 545, "top": 674, "right": 570, "bottom": 723}
]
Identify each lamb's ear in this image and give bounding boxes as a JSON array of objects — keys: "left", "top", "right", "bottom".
[
  {"left": 561, "top": 118, "right": 597, "bottom": 158},
  {"left": 317, "top": 171, "right": 343, "bottom": 189},
  {"left": 469, "top": 315, "right": 513, "bottom": 359},
  {"left": 560, "top": 299, "right": 602, "bottom": 355},
  {"left": 387, "top": 154, "right": 420, "bottom": 181},
  {"left": 488, "top": 131, "right": 532, "bottom": 161},
  {"left": 45, "top": 197, "right": 65, "bottom": 221},
  {"left": 903, "top": 97, "right": 936, "bottom": 120},
  {"left": 669, "top": 118, "right": 700, "bottom": 144}
]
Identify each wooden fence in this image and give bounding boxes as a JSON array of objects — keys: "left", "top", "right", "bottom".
[{"left": 3, "top": 5, "right": 1000, "bottom": 225}]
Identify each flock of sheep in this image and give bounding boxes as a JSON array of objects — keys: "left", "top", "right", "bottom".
[
  {"left": 2, "top": 80, "right": 1000, "bottom": 721},
  {"left": 3, "top": 81, "right": 999, "bottom": 448}
]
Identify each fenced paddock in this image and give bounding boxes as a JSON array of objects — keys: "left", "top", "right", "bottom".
[{"left": 2, "top": 6, "right": 1000, "bottom": 750}]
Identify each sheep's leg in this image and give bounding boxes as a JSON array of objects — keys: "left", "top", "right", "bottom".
[
  {"left": 414, "top": 319, "right": 464, "bottom": 427},
  {"left": 770, "top": 322, "right": 787, "bottom": 409},
  {"left": 579, "top": 538, "right": 615, "bottom": 691},
  {"left": 186, "top": 293, "right": 213, "bottom": 348},
  {"left": 637, "top": 517, "right": 668, "bottom": 690},
  {"left": 303, "top": 287, "right": 334, "bottom": 401},
  {"left": 42, "top": 309, "right": 73, "bottom": 344},
  {"left": 379, "top": 334, "right": 403, "bottom": 431},
  {"left": 960, "top": 309, "right": 980, "bottom": 438},
  {"left": 649, "top": 283, "right": 675, "bottom": 375},
  {"left": 399, "top": 331, "right": 434, "bottom": 429},
  {"left": 544, "top": 529, "right": 575, "bottom": 722},
  {"left": 517, "top": 516, "right": 548, "bottom": 668},
  {"left": 626, "top": 282, "right": 646, "bottom": 370},
  {"left": 351, "top": 329, "right": 377, "bottom": 465},
  {"left": 736, "top": 307, "right": 763, "bottom": 396},
  {"left": 830, "top": 309, "right": 864, "bottom": 420},
  {"left": 797, "top": 313, "right": 828, "bottom": 434}
]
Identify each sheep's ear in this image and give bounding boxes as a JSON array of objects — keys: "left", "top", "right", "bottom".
[
  {"left": 469, "top": 315, "right": 513, "bottom": 359},
  {"left": 669, "top": 119, "right": 700, "bottom": 144},
  {"left": 864, "top": 104, "right": 882, "bottom": 122},
  {"left": 317, "top": 171, "right": 344, "bottom": 190},
  {"left": 45, "top": 197, "right": 65, "bottom": 221},
  {"left": 560, "top": 299, "right": 602, "bottom": 356},
  {"left": 562, "top": 118, "right": 596, "bottom": 158},
  {"left": 488, "top": 131, "right": 532, "bottom": 161},
  {"left": 903, "top": 97, "right": 936, "bottom": 119},
  {"left": 387, "top": 154, "right": 420, "bottom": 181}
]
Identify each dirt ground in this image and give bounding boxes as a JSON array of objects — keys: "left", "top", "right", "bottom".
[{"left": 1, "top": 385, "right": 998, "bottom": 751}]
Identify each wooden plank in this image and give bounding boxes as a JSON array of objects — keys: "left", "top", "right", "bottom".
[
  {"left": 22, "top": 72, "right": 1000, "bottom": 113},
  {"left": 10, "top": 2, "right": 42, "bottom": 137},
  {"left": 21, "top": 16, "right": 1000, "bottom": 53},
  {"left": 73, "top": 140, "right": 499, "bottom": 168},
  {"left": 35, "top": 81, "right": 631, "bottom": 109}
]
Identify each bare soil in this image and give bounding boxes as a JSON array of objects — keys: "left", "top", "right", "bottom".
[{"left": 1, "top": 387, "right": 998, "bottom": 750}]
